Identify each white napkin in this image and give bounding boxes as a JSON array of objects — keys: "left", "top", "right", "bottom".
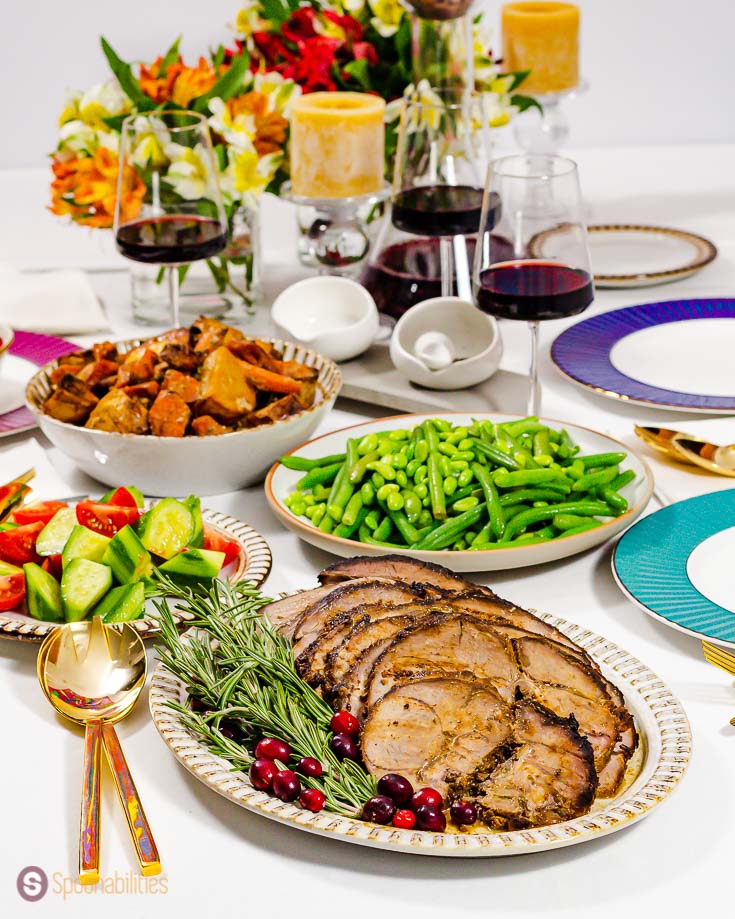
[
  {"left": 0, "top": 264, "right": 110, "bottom": 335},
  {"left": 617, "top": 417, "right": 735, "bottom": 507},
  {"left": 0, "top": 438, "right": 86, "bottom": 502}
]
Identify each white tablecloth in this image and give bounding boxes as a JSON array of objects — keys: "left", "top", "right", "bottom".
[{"left": 2, "top": 148, "right": 735, "bottom": 919}]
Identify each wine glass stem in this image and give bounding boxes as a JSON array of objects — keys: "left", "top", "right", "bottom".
[
  {"left": 527, "top": 320, "right": 541, "bottom": 416},
  {"left": 168, "top": 266, "right": 180, "bottom": 328},
  {"left": 439, "top": 237, "right": 453, "bottom": 297}
]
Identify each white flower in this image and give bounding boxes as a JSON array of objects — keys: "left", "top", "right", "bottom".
[
  {"left": 208, "top": 97, "right": 256, "bottom": 150},
  {"left": 129, "top": 115, "right": 171, "bottom": 168},
  {"left": 253, "top": 71, "right": 302, "bottom": 116},
  {"left": 78, "top": 81, "right": 130, "bottom": 128},
  {"left": 221, "top": 144, "right": 282, "bottom": 209},
  {"left": 58, "top": 120, "right": 119, "bottom": 155},
  {"left": 235, "top": 2, "right": 271, "bottom": 37},
  {"left": 164, "top": 142, "right": 216, "bottom": 200},
  {"left": 342, "top": 0, "right": 366, "bottom": 13},
  {"left": 368, "top": 0, "right": 403, "bottom": 37}
]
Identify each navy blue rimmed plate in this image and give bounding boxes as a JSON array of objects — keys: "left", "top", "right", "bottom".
[
  {"left": 612, "top": 489, "right": 735, "bottom": 648},
  {"left": 551, "top": 299, "right": 735, "bottom": 413}
]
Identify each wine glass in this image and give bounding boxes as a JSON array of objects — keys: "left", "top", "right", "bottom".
[
  {"left": 472, "top": 154, "right": 594, "bottom": 415},
  {"left": 114, "top": 111, "right": 228, "bottom": 328},
  {"left": 390, "top": 89, "right": 500, "bottom": 301}
]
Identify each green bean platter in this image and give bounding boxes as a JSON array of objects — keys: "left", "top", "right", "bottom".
[{"left": 265, "top": 413, "right": 654, "bottom": 571}]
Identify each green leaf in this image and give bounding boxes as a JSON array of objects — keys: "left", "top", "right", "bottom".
[
  {"left": 159, "top": 36, "right": 182, "bottom": 78},
  {"left": 343, "top": 59, "right": 371, "bottom": 90},
  {"left": 259, "top": 0, "right": 293, "bottom": 26},
  {"left": 191, "top": 50, "right": 251, "bottom": 113},
  {"left": 507, "top": 69, "right": 532, "bottom": 92},
  {"left": 511, "top": 93, "right": 543, "bottom": 114},
  {"left": 102, "top": 114, "right": 128, "bottom": 133},
  {"left": 100, "top": 36, "right": 155, "bottom": 110},
  {"left": 212, "top": 44, "right": 226, "bottom": 70}
]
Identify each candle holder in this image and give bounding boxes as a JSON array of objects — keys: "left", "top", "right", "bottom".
[
  {"left": 282, "top": 183, "right": 391, "bottom": 276},
  {"left": 513, "top": 80, "right": 588, "bottom": 154}
]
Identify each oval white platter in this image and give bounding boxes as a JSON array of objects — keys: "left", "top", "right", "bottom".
[
  {"left": 265, "top": 413, "right": 654, "bottom": 572},
  {"left": 0, "top": 505, "right": 271, "bottom": 643},
  {"left": 149, "top": 610, "right": 691, "bottom": 857}
]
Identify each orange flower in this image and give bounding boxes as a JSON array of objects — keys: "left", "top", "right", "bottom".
[
  {"left": 228, "top": 91, "right": 288, "bottom": 155},
  {"left": 49, "top": 147, "right": 146, "bottom": 228},
  {"left": 140, "top": 55, "right": 220, "bottom": 107}
]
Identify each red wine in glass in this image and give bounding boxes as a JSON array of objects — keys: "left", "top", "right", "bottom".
[
  {"left": 476, "top": 260, "right": 594, "bottom": 321},
  {"left": 115, "top": 215, "right": 227, "bottom": 264},
  {"left": 392, "top": 186, "right": 501, "bottom": 237}
]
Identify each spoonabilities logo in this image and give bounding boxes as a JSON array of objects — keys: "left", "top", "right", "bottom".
[{"left": 17, "top": 866, "right": 48, "bottom": 902}]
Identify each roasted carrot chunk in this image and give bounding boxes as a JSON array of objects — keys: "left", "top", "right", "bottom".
[
  {"left": 162, "top": 369, "right": 200, "bottom": 403},
  {"left": 50, "top": 363, "right": 84, "bottom": 385},
  {"left": 239, "top": 363, "right": 303, "bottom": 395},
  {"left": 191, "top": 415, "right": 230, "bottom": 436},
  {"left": 76, "top": 359, "right": 120, "bottom": 386},
  {"left": 149, "top": 391, "right": 191, "bottom": 438},
  {"left": 117, "top": 348, "right": 158, "bottom": 387},
  {"left": 122, "top": 381, "right": 160, "bottom": 400}
]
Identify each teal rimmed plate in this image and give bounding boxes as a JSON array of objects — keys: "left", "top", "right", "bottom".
[{"left": 612, "top": 490, "right": 735, "bottom": 648}]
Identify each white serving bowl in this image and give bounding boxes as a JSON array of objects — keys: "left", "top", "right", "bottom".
[
  {"left": 272, "top": 276, "right": 379, "bottom": 362},
  {"left": 390, "top": 297, "right": 502, "bottom": 390},
  {"left": 25, "top": 337, "right": 341, "bottom": 497},
  {"left": 0, "top": 324, "right": 14, "bottom": 375}
]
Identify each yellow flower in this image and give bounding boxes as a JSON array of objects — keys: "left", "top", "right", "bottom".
[
  {"left": 235, "top": 3, "right": 271, "bottom": 36},
  {"left": 58, "top": 91, "right": 82, "bottom": 127},
  {"left": 77, "top": 82, "right": 130, "bottom": 129},
  {"left": 164, "top": 143, "right": 215, "bottom": 200},
  {"left": 368, "top": 0, "right": 403, "bottom": 37},
  {"left": 224, "top": 145, "right": 282, "bottom": 207}
]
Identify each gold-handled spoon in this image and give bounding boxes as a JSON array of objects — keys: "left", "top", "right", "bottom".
[
  {"left": 670, "top": 433, "right": 735, "bottom": 477},
  {"left": 37, "top": 617, "right": 161, "bottom": 884},
  {"left": 633, "top": 425, "right": 697, "bottom": 463}
]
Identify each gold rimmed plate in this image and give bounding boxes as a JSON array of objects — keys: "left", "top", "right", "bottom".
[
  {"left": 0, "top": 504, "right": 271, "bottom": 643},
  {"left": 530, "top": 224, "right": 717, "bottom": 288},
  {"left": 149, "top": 610, "right": 691, "bottom": 857}
]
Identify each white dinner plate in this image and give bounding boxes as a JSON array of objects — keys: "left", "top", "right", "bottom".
[
  {"left": 150, "top": 610, "right": 691, "bottom": 857},
  {"left": 265, "top": 413, "right": 653, "bottom": 572},
  {"left": 0, "top": 504, "right": 272, "bottom": 642},
  {"left": 530, "top": 224, "right": 717, "bottom": 288}
]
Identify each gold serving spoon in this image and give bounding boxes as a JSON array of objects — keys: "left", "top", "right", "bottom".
[
  {"left": 37, "top": 617, "right": 161, "bottom": 884},
  {"left": 669, "top": 433, "right": 735, "bottom": 477},
  {"left": 633, "top": 425, "right": 697, "bottom": 463}
]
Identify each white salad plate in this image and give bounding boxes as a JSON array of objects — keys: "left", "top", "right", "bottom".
[
  {"left": 150, "top": 610, "right": 691, "bottom": 857},
  {"left": 0, "top": 504, "right": 271, "bottom": 643},
  {"left": 265, "top": 413, "right": 653, "bottom": 572},
  {"left": 530, "top": 224, "right": 717, "bottom": 288}
]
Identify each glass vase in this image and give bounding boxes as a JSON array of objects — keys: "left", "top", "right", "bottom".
[{"left": 130, "top": 204, "right": 262, "bottom": 326}]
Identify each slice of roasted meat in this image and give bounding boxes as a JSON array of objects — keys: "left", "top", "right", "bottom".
[
  {"left": 318, "top": 555, "right": 493, "bottom": 595},
  {"left": 472, "top": 701, "right": 597, "bottom": 830},
  {"left": 362, "top": 678, "right": 513, "bottom": 798}
]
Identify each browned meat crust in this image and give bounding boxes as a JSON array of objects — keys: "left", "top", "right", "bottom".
[{"left": 318, "top": 555, "right": 493, "bottom": 595}]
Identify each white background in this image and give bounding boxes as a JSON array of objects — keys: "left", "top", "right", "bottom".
[{"left": 2, "top": 0, "right": 734, "bottom": 168}]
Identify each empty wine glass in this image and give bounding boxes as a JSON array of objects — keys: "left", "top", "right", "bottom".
[
  {"left": 473, "top": 154, "right": 594, "bottom": 415},
  {"left": 390, "top": 88, "right": 499, "bottom": 301},
  {"left": 114, "top": 111, "right": 227, "bottom": 327}
]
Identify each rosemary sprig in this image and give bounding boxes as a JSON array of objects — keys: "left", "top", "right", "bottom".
[{"left": 154, "top": 575, "right": 377, "bottom": 816}]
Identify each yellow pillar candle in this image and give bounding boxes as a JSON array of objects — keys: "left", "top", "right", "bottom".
[
  {"left": 290, "top": 92, "right": 385, "bottom": 199},
  {"left": 502, "top": 2, "right": 579, "bottom": 95}
]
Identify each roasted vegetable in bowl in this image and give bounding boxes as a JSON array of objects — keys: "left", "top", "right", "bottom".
[{"left": 41, "top": 317, "right": 321, "bottom": 436}]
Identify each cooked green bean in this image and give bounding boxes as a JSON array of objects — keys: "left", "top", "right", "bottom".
[
  {"left": 342, "top": 493, "right": 364, "bottom": 527},
  {"left": 494, "top": 468, "right": 572, "bottom": 489},
  {"left": 427, "top": 453, "right": 447, "bottom": 520},
  {"left": 360, "top": 481, "right": 375, "bottom": 505},
  {"left": 295, "top": 462, "right": 343, "bottom": 490},
  {"left": 373, "top": 515, "right": 393, "bottom": 542},
  {"left": 502, "top": 501, "right": 613, "bottom": 541},
  {"left": 472, "top": 440, "right": 521, "bottom": 470},
  {"left": 348, "top": 451, "right": 379, "bottom": 483},
  {"left": 473, "top": 462, "right": 506, "bottom": 539},
  {"left": 413, "top": 505, "right": 486, "bottom": 550},
  {"left": 579, "top": 452, "right": 627, "bottom": 468},
  {"left": 279, "top": 452, "right": 346, "bottom": 471},
  {"left": 571, "top": 465, "right": 619, "bottom": 493}
]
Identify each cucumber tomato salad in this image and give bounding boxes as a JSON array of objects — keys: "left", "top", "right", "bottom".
[{"left": 0, "top": 486, "right": 240, "bottom": 623}]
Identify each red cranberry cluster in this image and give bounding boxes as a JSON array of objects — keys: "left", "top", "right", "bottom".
[
  {"left": 249, "top": 737, "right": 327, "bottom": 813},
  {"left": 362, "top": 774, "right": 478, "bottom": 832}
]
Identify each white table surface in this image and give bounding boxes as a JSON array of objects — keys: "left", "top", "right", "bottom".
[{"left": 2, "top": 148, "right": 735, "bottom": 918}]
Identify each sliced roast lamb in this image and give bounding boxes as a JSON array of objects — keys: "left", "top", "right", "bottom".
[{"left": 318, "top": 554, "right": 493, "bottom": 595}]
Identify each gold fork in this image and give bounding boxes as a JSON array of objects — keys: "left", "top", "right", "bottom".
[{"left": 702, "top": 641, "right": 735, "bottom": 725}]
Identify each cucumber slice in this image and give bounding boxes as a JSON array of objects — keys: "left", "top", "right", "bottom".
[
  {"left": 24, "top": 562, "right": 63, "bottom": 622},
  {"left": 93, "top": 582, "right": 146, "bottom": 623},
  {"left": 182, "top": 496, "right": 204, "bottom": 548},
  {"left": 36, "top": 506, "right": 78, "bottom": 556},
  {"left": 61, "top": 559, "right": 112, "bottom": 622},
  {"left": 0, "top": 521, "right": 19, "bottom": 532},
  {"left": 157, "top": 547, "right": 225, "bottom": 588},
  {"left": 62, "top": 525, "right": 111, "bottom": 569},
  {"left": 102, "top": 525, "right": 152, "bottom": 584},
  {"left": 0, "top": 559, "right": 22, "bottom": 576},
  {"left": 136, "top": 498, "right": 194, "bottom": 560}
]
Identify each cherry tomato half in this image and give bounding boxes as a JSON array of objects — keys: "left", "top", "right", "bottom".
[
  {"left": 12, "top": 500, "right": 68, "bottom": 526},
  {"left": 76, "top": 502, "right": 140, "bottom": 538},
  {"left": 41, "top": 554, "right": 63, "bottom": 580},
  {"left": 0, "top": 521, "right": 44, "bottom": 566},
  {"left": 202, "top": 526, "right": 240, "bottom": 567},
  {"left": 102, "top": 487, "right": 139, "bottom": 509},
  {"left": 0, "top": 573, "right": 25, "bottom": 611}
]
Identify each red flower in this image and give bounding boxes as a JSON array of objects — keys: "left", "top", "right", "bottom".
[
  {"left": 282, "top": 7, "right": 319, "bottom": 42},
  {"left": 353, "top": 41, "right": 378, "bottom": 65},
  {"left": 283, "top": 37, "right": 341, "bottom": 91},
  {"left": 323, "top": 10, "right": 364, "bottom": 42}
]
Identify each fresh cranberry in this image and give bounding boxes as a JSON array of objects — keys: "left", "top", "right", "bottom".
[
  {"left": 330, "top": 710, "right": 360, "bottom": 738},
  {"left": 362, "top": 795, "right": 396, "bottom": 825},
  {"left": 249, "top": 758, "right": 277, "bottom": 792},
  {"left": 330, "top": 733, "right": 358, "bottom": 760},
  {"left": 377, "top": 773, "right": 414, "bottom": 806},
  {"left": 272, "top": 769, "right": 301, "bottom": 802},
  {"left": 392, "top": 808, "right": 416, "bottom": 829},
  {"left": 219, "top": 724, "right": 237, "bottom": 741},
  {"left": 255, "top": 737, "right": 292, "bottom": 763},
  {"left": 411, "top": 787, "right": 444, "bottom": 811},
  {"left": 299, "top": 788, "right": 326, "bottom": 812},
  {"left": 415, "top": 804, "right": 446, "bottom": 832},
  {"left": 297, "top": 757, "right": 324, "bottom": 778},
  {"left": 450, "top": 800, "right": 477, "bottom": 827},
  {"left": 190, "top": 696, "right": 211, "bottom": 714}
]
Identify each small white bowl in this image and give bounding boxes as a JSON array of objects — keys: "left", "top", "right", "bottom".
[
  {"left": 0, "top": 324, "right": 14, "bottom": 374},
  {"left": 272, "top": 277, "right": 379, "bottom": 363},
  {"left": 390, "top": 297, "right": 503, "bottom": 390}
]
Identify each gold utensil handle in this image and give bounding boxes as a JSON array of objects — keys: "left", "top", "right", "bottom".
[
  {"left": 101, "top": 722, "right": 161, "bottom": 876},
  {"left": 80, "top": 721, "right": 102, "bottom": 885}
]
